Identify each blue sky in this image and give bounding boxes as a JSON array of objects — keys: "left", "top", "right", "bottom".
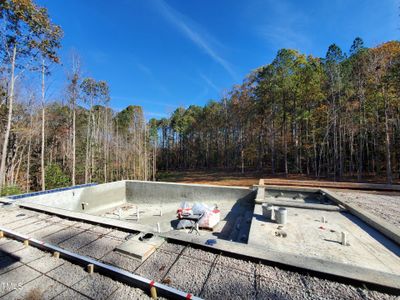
[{"left": 37, "top": 0, "right": 399, "bottom": 119}]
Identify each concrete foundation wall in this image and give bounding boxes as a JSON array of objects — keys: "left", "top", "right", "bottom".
[
  {"left": 16, "top": 188, "right": 85, "bottom": 211},
  {"left": 79, "top": 181, "right": 126, "bottom": 214},
  {"left": 17, "top": 181, "right": 126, "bottom": 213},
  {"left": 126, "top": 181, "right": 255, "bottom": 205},
  {"left": 16, "top": 181, "right": 255, "bottom": 213}
]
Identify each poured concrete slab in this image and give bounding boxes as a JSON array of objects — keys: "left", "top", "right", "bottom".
[
  {"left": 163, "top": 225, "right": 400, "bottom": 290},
  {"left": 116, "top": 239, "right": 157, "bottom": 261},
  {"left": 0, "top": 204, "right": 399, "bottom": 298},
  {"left": 249, "top": 204, "right": 400, "bottom": 275},
  {"left": 115, "top": 233, "right": 164, "bottom": 261},
  {"left": 4, "top": 181, "right": 400, "bottom": 294},
  {"left": 14, "top": 180, "right": 255, "bottom": 242}
]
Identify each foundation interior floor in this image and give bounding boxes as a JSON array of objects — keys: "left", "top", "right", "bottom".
[
  {"left": 97, "top": 199, "right": 254, "bottom": 243},
  {"left": 0, "top": 204, "right": 397, "bottom": 300},
  {"left": 249, "top": 204, "right": 400, "bottom": 275}
]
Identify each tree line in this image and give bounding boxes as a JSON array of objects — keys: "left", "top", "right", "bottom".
[
  {"left": 152, "top": 39, "right": 400, "bottom": 184},
  {"left": 0, "top": 0, "right": 156, "bottom": 194}
]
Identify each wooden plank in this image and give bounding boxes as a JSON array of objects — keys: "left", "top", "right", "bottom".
[{"left": 262, "top": 179, "right": 400, "bottom": 191}]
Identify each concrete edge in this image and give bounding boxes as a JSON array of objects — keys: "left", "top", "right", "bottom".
[
  {"left": 0, "top": 197, "right": 11, "bottom": 204},
  {"left": 161, "top": 230, "right": 400, "bottom": 292},
  {"left": 254, "top": 184, "right": 322, "bottom": 193},
  {"left": 254, "top": 186, "right": 265, "bottom": 202},
  {"left": 262, "top": 179, "right": 400, "bottom": 192},
  {"left": 16, "top": 202, "right": 155, "bottom": 233},
  {"left": 254, "top": 184, "right": 325, "bottom": 205},
  {"left": 322, "top": 188, "right": 400, "bottom": 246},
  {"left": 126, "top": 180, "right": 253, "bottom": 190},
  {"left": 256, "top": 199, "right": 343, "bottom": 211}
]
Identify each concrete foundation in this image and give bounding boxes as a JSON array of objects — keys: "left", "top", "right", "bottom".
[{"left": 2, "top": 180, "right": 400, "bottom": 294}]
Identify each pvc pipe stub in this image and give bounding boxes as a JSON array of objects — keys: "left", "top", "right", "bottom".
[{"left": 276, "top": 208, "right": 288, "bottom": 225}]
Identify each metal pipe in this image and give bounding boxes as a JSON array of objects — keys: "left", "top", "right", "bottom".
[{"left": 0, "top": 225, "right": 201, "bottom": 300}]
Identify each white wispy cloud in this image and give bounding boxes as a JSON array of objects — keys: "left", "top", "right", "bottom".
[
  {"left": 199, "top": 73, "right": 220, "bottom": 94},
  {"left": 253, "top": 0, "right": 311, "bottom": 51},
  {"left": 153, "top": 0, "right": 237, "bottom": 80},
  {"left": 136, "top": 63, "right": 152, "bottom": 76}
]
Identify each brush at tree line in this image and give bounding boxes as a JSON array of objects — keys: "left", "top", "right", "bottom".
[{"left": 1, "top": 0, "right": 400, "bottom": 195}]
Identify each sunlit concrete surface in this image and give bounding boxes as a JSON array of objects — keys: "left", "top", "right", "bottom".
[
  {"left": 249, "top": 204, "right": 400, "bottom": 275},
  {"left": 1, "top": 181, "right": 400, "bottom": 298}
]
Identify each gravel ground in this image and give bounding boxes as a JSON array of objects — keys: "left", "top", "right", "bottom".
[
  {"left": 1, "top": 206, "right": 399, "bottom": 299},
  {"left": 135, "top": 249, "right": 178, "bottom": 281},
  {"left": 3, "top": 274, "right": 66, "bottom": 299},
  {"left": 102, "top": 251, "right": 142, "bottom": 273},
  {"left": 182, "top": 246, "right": 217, "bottom": 263},
  {"left": 47, "top": 261, "right": 88, "bottom": 286},
  {"left": 0, "top": 238, "right": 152, "bottom": 300},
  {"left": 53, "top": 288, "right": 91, "bottom": 300},
  {"left": 77, "top": 236, "right": 122, "bottom": 259},
  {"left": 30, "top": 223, "right": 67, "bottom": 239},
  {"left": 159, "top": 241, "right": 185, "bottom": 254},
  {"left": 108, "top": 284, "right": 154, "bottom": 300},
  {"left": 59, "top": 231, "right": 101, "bottom": 251},
  {"left": 0, "top": 265, "right": 41, "bottom": 296},
  {"left": 45, "top": 227, "right": 85, "bottom": 245},
  {"left": 201, "top": 263, "right": 256, "bottom": 299},
  {"left": 107, "top": 229, "right": 130, "bottom": 240},
  {"left": 27, "top": 253, "right": 64, "bottom": 273},
  {"left": 72, "top": 272, "right": 120, "bottom": 300},
  {"left": 336, "top": 191, "right": 400, "bottom": 228},
  {"left": 165, "top": 256, "right": 213, "bottom": 295},
  {"left": 0, "top": 239, "right": 26, "bottom": 253}
]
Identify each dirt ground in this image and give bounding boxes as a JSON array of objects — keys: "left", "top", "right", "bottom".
[
  {"left": 158, "top": 170, "right": 400, "bottom": 187},
  {"left": 157, "top": 170, "right": 261, "bottom": 186}
]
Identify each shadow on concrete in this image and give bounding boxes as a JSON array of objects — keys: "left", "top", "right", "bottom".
[
  {"left": 265, "top": 190, "right": 334, "bottom": 205},
  {"left": 342, "top": 212, "right": 400, "bottom": 256},
  {"left": 211, "top": 195, "right": 255, "bottom": 243},
  {"left": 0, "top": 250, "right": 21, "bottom": 271}
]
